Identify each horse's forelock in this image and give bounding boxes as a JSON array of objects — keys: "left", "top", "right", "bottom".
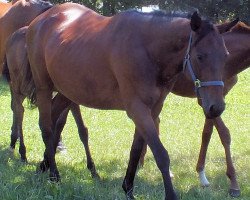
[{"left": 193, "top": 20, "right": 215, "bottom": 46}]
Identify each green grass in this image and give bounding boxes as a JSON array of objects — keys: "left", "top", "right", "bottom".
[{"left": 0, "top": 69, "right": 249, "bottom": 200}]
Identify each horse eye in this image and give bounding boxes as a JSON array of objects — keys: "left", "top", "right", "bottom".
[{"left": 197, "top": 54, "right": 203, "bottom": 61}]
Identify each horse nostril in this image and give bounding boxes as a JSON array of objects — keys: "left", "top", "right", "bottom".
[
  {"left": 209, "top": 104, "right": 225, "bottom": 118},
  {"left": 209, "top": 105, "right": 215, "bottom": 113}
]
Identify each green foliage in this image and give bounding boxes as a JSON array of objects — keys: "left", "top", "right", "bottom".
[
  {"left": 48, "top": 0, "right": 250, "bottom": 23},
  {"left": 0, "top": 69, "right": 249, "bottom": 199}
]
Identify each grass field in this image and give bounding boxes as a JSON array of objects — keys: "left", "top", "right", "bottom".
[{"left": 0, "top": 69, "right": 249, "bottom": 200}]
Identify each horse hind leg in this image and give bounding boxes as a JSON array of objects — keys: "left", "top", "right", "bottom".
[
  {"left": 196, "top": 118, "right": 213, "bottom": 187},
  {"left": 9, "top": 89, "right": 27, "bottom": 162},
  {"left": 214, "top": 117, "right": 240, "bottom": 197},
  {"left": 51, "top": 93, "right": 72, "bottom": 152},
  {"left": 35, "top": 89, "right": 60, "bottom": 181},
  {"left": 70, "top": 103, "right": 99, "bottom": 179}
]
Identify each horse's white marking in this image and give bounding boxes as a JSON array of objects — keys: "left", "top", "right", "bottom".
[
  {"left": 198, "top": 169, "right": 210, "bottom": 187},
  {"left": 169, "top": 170, "right": 174, "bottom": 178}
]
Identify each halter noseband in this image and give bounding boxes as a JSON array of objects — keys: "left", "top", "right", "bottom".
[{"left": 183, "top": 33, "right": 224, "bottom": 95}]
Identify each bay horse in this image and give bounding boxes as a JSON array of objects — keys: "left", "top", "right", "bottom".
[
  {"left": 0, "top": 0, "right": 99, "bottom": 178},
  {"left": 0, "top": 0, "right": 52, "bottom": 159},
  {"left": 170, "top": 21, "right": 250, "bottom": 197},
  {"left": 3, "top": 26, "right": 99, "bottom": 177},
  {"left": 0, "top": 0, "right": 13, "bottom": 18},
  {"left": 26, "top": 2, "right": 232, "bottom": 199},
  {"left": 0, "top": 0, "right": 52, "bottom": 72},
  {"left": 42, "top": 20, "right": 249, "bottom": 198},
  {"left": 138, "top": 20, "right": 249, "bottom": 197}
]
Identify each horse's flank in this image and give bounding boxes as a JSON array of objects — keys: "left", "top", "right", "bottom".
[{"left": 0, "top": 0, "right": 53, "bottom": 72}]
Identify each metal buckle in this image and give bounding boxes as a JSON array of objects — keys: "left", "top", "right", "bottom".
[{"left": 194, "top": 79, "right": 201, "bottom": 88}]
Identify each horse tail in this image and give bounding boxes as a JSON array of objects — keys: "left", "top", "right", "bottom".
[
  {"left": 2, "top": 56, "right": 11, "bottom": 82},
  {"left": 22, "top": 57, "right": 37, "bottom": 107}
]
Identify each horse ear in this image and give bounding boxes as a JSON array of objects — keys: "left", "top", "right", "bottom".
[
  {"left": 190, "top": 11, "right": 202, "bottom": 32},
  {"left": 216, "top": 18, "right": 239, "bottom": 33}
]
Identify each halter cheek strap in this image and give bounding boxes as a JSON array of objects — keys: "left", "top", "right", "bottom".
[{"left": 183, "top": 33, "right": 224, "bottom": 95}]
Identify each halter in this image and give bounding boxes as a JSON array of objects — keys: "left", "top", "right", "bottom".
[{"left": 183, "top": 33, "right": 224, "bottom": 95}]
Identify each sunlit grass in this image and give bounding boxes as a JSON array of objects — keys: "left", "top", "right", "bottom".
[{"left": 0, "top": 69, "right": 249, "bottom": 199}]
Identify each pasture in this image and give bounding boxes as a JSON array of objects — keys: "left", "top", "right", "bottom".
[{"left": 0, "top": 69, "right": 249, "bottom": 200}]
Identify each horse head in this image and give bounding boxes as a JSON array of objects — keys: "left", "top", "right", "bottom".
[{"left": 185, "top": 12, "right": 237, "bottom": 118}]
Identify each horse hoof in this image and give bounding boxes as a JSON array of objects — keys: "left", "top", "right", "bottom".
[
  {"left": 37, "top": 160, "right": 49, "bottom": 173},
  {"left": 126, "top": 192, "right": 135, "bottom": 200},
  {"left": 21, "top": 157, "right": 28, "bottom": 163},
  {"left": 49, "top": 171, "right": 60, "bottom": 182},
  {"left": 9, "top": 146, "right": 15, "bottom": 153},
  {"left": 229, "top": 188, "right": 240, "bottom": 197},
  {"left": 91, "top": 171, "right": 101, "bottom": 180}
]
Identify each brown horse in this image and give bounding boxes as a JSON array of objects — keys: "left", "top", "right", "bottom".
[
  {"left": 4, "top": 18, "right": 247, "bottom": 198},
  {"left": 45, "top": 20, "right": 249, "bottom": 198},
  {"left": 1, "top": 0, "right": 99, "bottom": 178},
  {"left": 26, "top": 2, "right": 233, "bottom": 198},
  {"left": 0, "top": 0, "right": 13, "bottom": 18},
  {"left": 3, "top": 26, "right": 99, "bottom": 177},
  {"left": 170, "top": 21, "right": 250, "bottom": 198},
  {"left": 0, "top": 0, "right": 52, "bottom": 71},
  {"left": 0, "top": 0, "right": 52, "bottom": 156}
]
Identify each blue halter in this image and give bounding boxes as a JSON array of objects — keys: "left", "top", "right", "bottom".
[{"left": 183, "top": 33, "right": 224, "bottom": 95}]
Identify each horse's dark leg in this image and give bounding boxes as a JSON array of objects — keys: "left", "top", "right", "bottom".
[
  {"left": 122, "top": 130, "right": 145, "bottom": 199},
  {"left": 196, "top": 118, "right": 213, "bottom": 187},
  {"left": 70, "top": 103, "right": 99, "bottom": 178},
  {"left": 138, "top": 117, "right": 174, "bottom": 177},
  {"left": 214, "top": 117, "right": 240, "bottom": 197},
  {"left": 9, "top": 89, "right": 27, "bottom": 162},
  {"left": 138, "top": 117, "right": 160, "bottom": 168},
  {"left": 51, "top": 93, "right": 72, "bottom": 151},
  {"left": 36, "top": 89, "right": 60, "bottom": 181},
  {"left": 53, "top": 107, "right": 70, "bottom": 151},
  {"left": 123, "top": 104, "right": 176, "bottom": 200},
  {"left": 9, "top": 90, "right": 19, "bottom": 151}
]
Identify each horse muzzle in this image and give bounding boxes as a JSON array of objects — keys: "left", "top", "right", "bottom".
[{"left": 203, "top": 100, "right": 225, "bottom": 119}]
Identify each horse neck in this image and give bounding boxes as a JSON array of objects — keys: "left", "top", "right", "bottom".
[
  {"left": 145, "top": 18, "right": 190, "bottom": 80},
  {"left": 223, "top": 32, "right": 250, "bottom": 79}
]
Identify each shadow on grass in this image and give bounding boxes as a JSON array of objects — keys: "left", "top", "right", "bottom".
[
  {"left": 0, "top": 144, "right": 249, "bottom": 200},
  {"left": 0, "top": 144, "right": 164, "bottom": 199},
  {"left": 0, "top": 76, "right": 10, "bottom": 96}
]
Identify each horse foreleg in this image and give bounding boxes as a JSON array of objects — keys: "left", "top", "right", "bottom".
[
  {"left": 196, "top": 118, "right": 214, "bottom": 187},
  {"left": 70, "top": 103, "right": 99, "bottom": 179},
  {"left": 214, "top": 117, "right": 240, "bottom": 197},
  {"left": 139, "top": 117, "right": 160, "bottom": 167},
  {"left": 9, "top": 89, "right": 27, "bottom": 162},
  {"left": 123, "top": 103, "right": 176, "bottom": 200},
  {"left": 122, "top": 129, "right": 146, "bottom": 200}
]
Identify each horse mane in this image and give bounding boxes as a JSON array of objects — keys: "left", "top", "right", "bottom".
[
  {"left": 231, "top": 21, "right": 250, "bottom": 34},
  {"left": 29, "top": 0, "right": 53, "bottom": 7},
  {"left": 126, "top": 9, "right": 194, "bottom": 21}
]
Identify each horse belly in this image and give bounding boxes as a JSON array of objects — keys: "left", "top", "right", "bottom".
[{"left": 49, "top": 62, "right": 123, "bottom": 110}]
